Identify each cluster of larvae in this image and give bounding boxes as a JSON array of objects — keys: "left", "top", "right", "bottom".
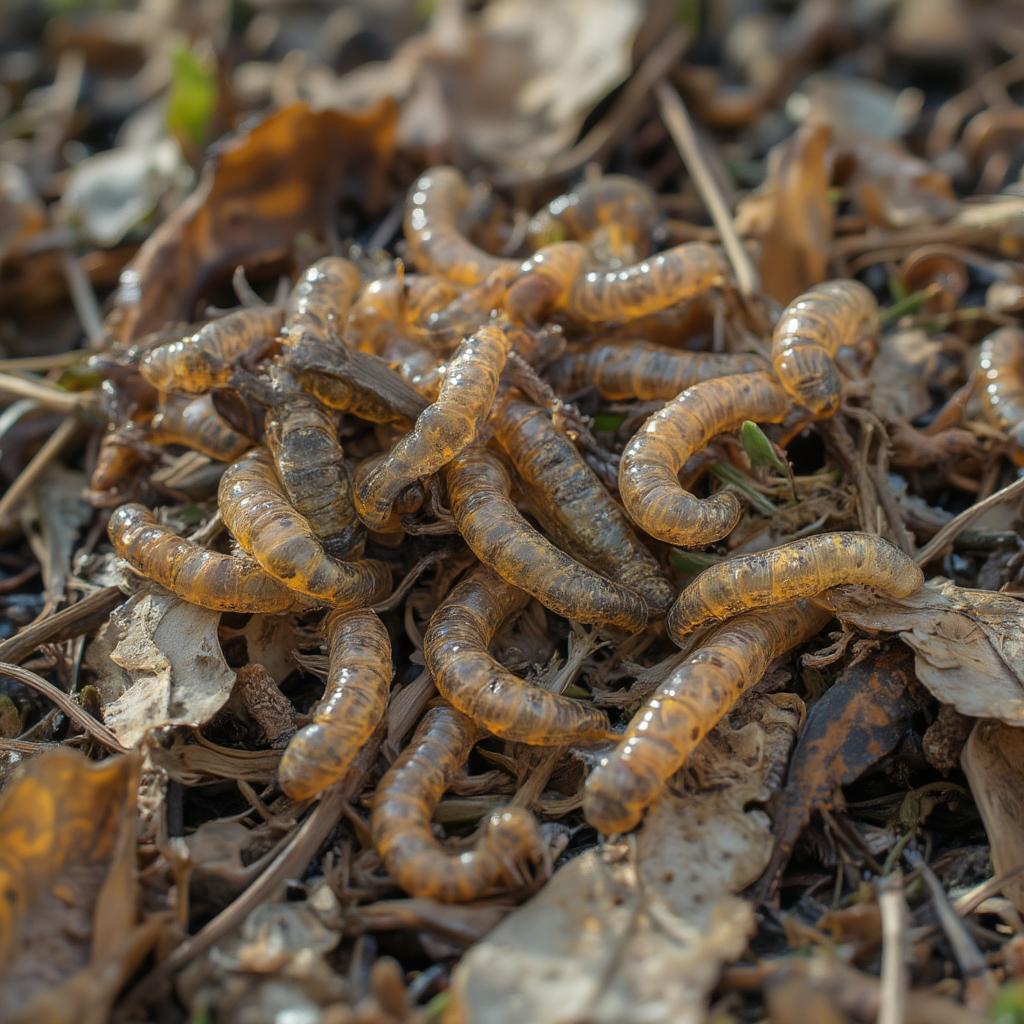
[{"left": 95, "top": 166, "right": 939, "bottom": 902}]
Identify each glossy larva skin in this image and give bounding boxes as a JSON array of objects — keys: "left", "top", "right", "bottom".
[
  {"left": 139, "top": 307, "right": 285, "bottom": 394},
  {"left": 619, "top": 372, "right": 790, "bottom": 548},
  {"left": 492, "top": 395, "right": 673, "bottom": 615},
  {"left": 584, "top": 601, "right": 829, "bottom": 835},
  {"left": 282, "top": 256, "right": 362, "bottom": 350},
  {"left": 218, "top": 448, "right": 391, "bottom": 608},
  {"left": 354, "top": 325, "right": 511, "bottom": 531},
  {"left": 107, "top": 503, "right": 300, "bottom": 613},
  {"left": 666, "top": 532, "right": 924, "bottom": 642},
  {"left": 446, "top": 446, "right": 649, "bottom": 632},
  {"left": 371, "top": 704, "right": 543, "bottom": 902},
  {"left": 423, "top": 566, "right": 613, "bottom": 745},
  {"left": 547, "top": 340, "right": 767, "bottom": 401},
  {"left": 148, "top": 393, "right": 251, "bottom": 462},
  {"left": 278, "top": 609, "right": 393, "bottom": 800},
  {"left": 403, "top": 167, "right": 519, "bottom": 286},
  {"left": 978, "top": 327, "right": 1024, "bottom": 464},
  {"left": 771, "top": 280, "right": 879, "bottom": 417}
]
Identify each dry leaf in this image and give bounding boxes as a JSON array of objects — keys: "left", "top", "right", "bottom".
[
  {"left": 0, "top": 748, "right": 159, "bottom": 1024},
  {"left": 28, "top": 465, "right": 92, "bottom": 607},
  {"left": 818, "top": 579, "right": 1024, "bottom": 724},
  {"left": 448, "top": 693, "right": 801, "bottom": 1024},
  {"left": 867, "top": 330, "right": 946, "bottom": 422},
  {"left": 84, "top": 590, "right": 236, "bottom": 746},
  {"left": 962, "top": 721, "right": 1024, "bottom": 913}
]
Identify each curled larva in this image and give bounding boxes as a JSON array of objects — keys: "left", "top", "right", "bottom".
[
  {"left": 403, "top": 166, "right": 519, "bottom": 285},
  {"left": 264, "top": 391, "right": 363, "bottom": 559},
  {"left": 282, "top": 256, "right": 361, "bottom": 349},
  {"left": 771, "top": 279, "right": 879, "bottom": 417},
  {"left": 547, "top": 340, "right": 768, "bottom": 401},
  {"left": 370, "top": 704, "right": 543, "bottom": 902},
  {"left": 139, "top": 307, "right": 285, "bottom": 394},
  {"left": 492, "top": 394, "right": 673, "bottom": 614},
  {"left": 423, "top": 566, "right": 613, "bottom": 744},
  {"left": 90, "top": 428, "right": 149, "bottom": 495},
  {"left": 618, "top": 372, "right": 790, "bottom": 548},
  {"left": 218, "top": 448, "right": 391, "bottom": 608},
  {"left": 446, "top": 446, "right": 649, "bottom": 631},
  {"left": 107, "top": 503, "right": 300, "bottom": 613},
  {"left": 978, "top": 327, "right": 1024, "bottom": 464},
  {"left": 504, "top": 240, "right": 728, "bottom": 327},
  {"left": 278, "top": 609, "right": 393, "bottom": 800},
  {"left": 353, "top": 324, "right": 511, "bottom": 531},
  {"left": 666, "top": 532, "right": 924, "bottom": 642},
  {"left": 148, "top": 393, "right": 251, "bottom": 462},
  {"left": 584, "top": 600, "right": 830, "bottom": 834}
]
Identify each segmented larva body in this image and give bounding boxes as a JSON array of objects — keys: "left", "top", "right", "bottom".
[
  {"left": 90, "top": 429, "right": 148, "bottom": 493},
  {"left": 978, "top": 327, "right": 1024, "bottom": 464},
  {"left": 619, "top": 372, "right": 790, "bottom": 548},
  {"left": 504, "top": 240, "right": 728, "bottom": 327},
  {"left": 584, "top": 600, "right": 830, "bottom": 834},
  {"left": 108, "top": 503, "right": 300, "bottom": 613},
  {"left": 403, "top": 166, "right": 519, "bottom": 285},
  {"left": 218, "top": 448, "right": 391, "bottom": 608},
  {"left": 264, "top": 393, "right": 363, "bottom": 559},
  {"left": 278, "top": 609, "right": 393, "bottom": 800},
  {"left": 139, "top": 307, "right": 285, "bottom": 393},
  {"left": 282, "top": 256, "right": 361, "bottom": 350},
  {"left": 666, "top": 532, "right": 924, "bottom": 642},
  {"left": 446, "top": 446, "right": 649, "bottom": 631},
  {"left": 422, "top": 268, "right": 519, "bottom": 344},
  {"left": 547, "top": 340, "right": 768, "bottom": 401},
  {"left": 370, "top": 704, "right": 543, "bottom": 902},
  {"left": 424, "top": 566, "right": 613, "bottom": 745},
  {"left": 492, "top": 395, "right": 673, "bottom": 615},
  {"left": 353, "top": 324, "right": 511, "bottom": 531},
  {"left": 771, "top": 279, "right": 879, "bottom": 417},
  {"left": 149, "top": 393, "right": 250, "bottom": 462}
]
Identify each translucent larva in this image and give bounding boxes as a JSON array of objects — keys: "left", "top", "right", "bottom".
[
  {"left": 282, "top": 256, "right": 362, "bottom": 350},
  {"left": 978, "top": 327, "right": 1024, "bottom": 465},
  {"left": 148, "top": 393, "right": 251, "bottom": 462}
]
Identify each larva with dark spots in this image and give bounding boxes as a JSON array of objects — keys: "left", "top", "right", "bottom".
[{"left": 978, "top": 327, "right": 1024, "bottom": 464}]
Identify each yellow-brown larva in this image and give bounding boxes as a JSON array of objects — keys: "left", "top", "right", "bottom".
[
  {"left": 423, "top": 566, "right": 613, "bottom": 745},
  {"left": 446, "top": 446, "right": 649, "bottom": 632},
  {"left": 584, "top": 600, "right": 830, "bottom": 834},
  {"left": 770, "top": 279, "right": 879, "bottom": 418},
  {"left": 278, "top": 609, "right": 393, "bottom": 800},
  {"left": 978, "top": 326, "right": 1024, "bottom": 465},
  {"left": 107, "top": 503, "right": 301, "bottom": 613},
  {"left": 618, "top": 372, "right": 790, "bottom": 548},
  {"left": 282, "top": 256, "right": 362, "bottom": 350},
  {"left": 666, "top": 532, "right": 924, "bottom": 642},
  {"left": 148, "top": 393, "right": 251, "bottom": 462}
]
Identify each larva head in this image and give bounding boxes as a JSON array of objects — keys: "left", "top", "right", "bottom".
[
  {"left": 772, "top": 346, "right": 842, "bottom": 418},
  {"left": 277, "top": 726, "right": 328, "bottom": 801},
  {"left": 484, "top": 807, "right": 543, "bottom": 863},
  {"left": 582, "top": 756, "right": 655, "bottom": 835}
]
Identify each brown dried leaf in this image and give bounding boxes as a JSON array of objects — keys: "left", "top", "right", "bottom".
[
  {"left": 0, "top": 749, "right": 160, "bottom": 1024},
  {"left": 84, "top": 591, "right": 236, "bottom": 746},
  {"left": 448, "top": 693, "right": 801, "bottom": 1024},
  {"left": 818, "top": 579, "right": 1024, "bottom": 724},
  {"left": 962, "top": 721, "right": 1024, "bottom": 913},
  {"left": 868, "top": 329, "right": 946, "bottom": 422},
  {"left": 113, "top": 99, "right": 398, "bottom": 343}
]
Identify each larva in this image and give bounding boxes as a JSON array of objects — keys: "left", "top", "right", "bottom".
[
  {"left": 583, "top": 601, "right": 830, "bottom": 834},
  {"left": 403, "top": 166, "right": 519, "bottom": 285},
  {"left": 370, "top": 704, "right": 543, "bottom": 903},
  {"left": 666, "top": 532, "right": 924, "bottom": 641},
  {"left": 353, "top": 324, "right": 511, "bottom": 531},
  {"left": 278, "top": 609, "right": 393, "bottom": 800},
  {"left": 90, "top": 428, "right": 149, "bottom": 494},
  {"left": 445, "top": 446, "right": 649, "bottom": 632},
  {"left": 264, "top": 391, "right": 364, "bottom": 559},
  {"left": 107, "top": 503, "right": 301, "bottom": 613},
  {"left": 139, "top": 306, "right": 285, "bottom": 394},
  {"left": 504, "top": 240, "right": 728, "bottom": 327},
  {"left": 149, "top": 393, "right": 251, "bottom": 462},
  {"left": 771, "top": 279, "right": 879, "bottom": 417},
  {"left": 218, "top": 448, "right": 391, "bottom": 608},
  {"left": 423, "top": 566, "right": 613, "bottom": 744},
  {"left": 547, "top": 340, "right": 768, "bottom": 401},
  {"left": 978, "top": 327, "right": 1024, "bottom": 464},
  {"left": 618, "top": 372, "right": 790, "bottom": 548},
  {"left": 282, "top": 256, "right": 362, "bottom": 350},
  {"left": 491, "top": 395, "right": 673, "bottom": 614}
]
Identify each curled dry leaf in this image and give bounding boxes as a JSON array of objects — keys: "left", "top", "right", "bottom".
[
  {"left": 817, "top": 579, "right": 1024, "bottom": 725},
  {"left": 868, "top": 330, "right": 953, "bottom": 422},
  {"left": 83, "top": 591, "right": 236, "bottom": 747},
  {"left": 113, "top": 99, "right": 398, "bottom": 343},
  {"left": 448, "top": 693, "right": 801, "bottom": 1024},
  {"left": 0, "top": 748, "right": 160, "bottom": 1024},
  {"left": 962, "top": 721, "right": 1024, "bottom": 914}
]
